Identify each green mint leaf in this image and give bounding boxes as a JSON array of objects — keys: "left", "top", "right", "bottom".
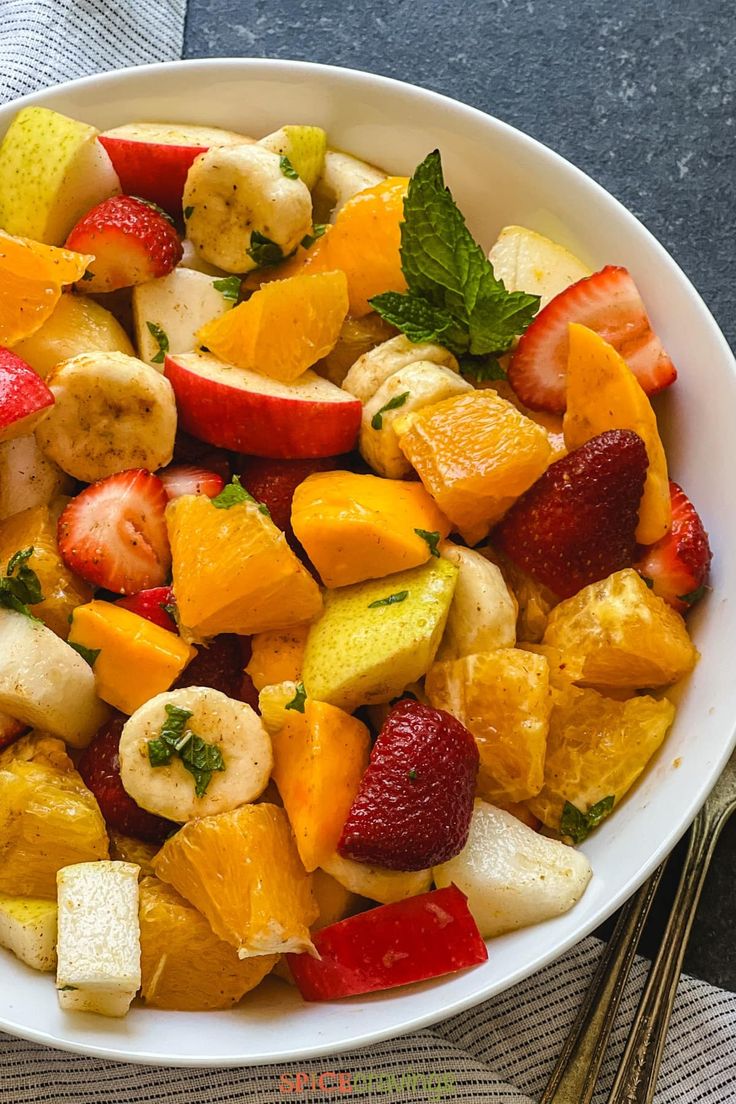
[
  {"left": 213, "top": 275, "right": 241, "bottom": 302},
  {"left": 0, "top": 547, "right": 44, "bottom": 619},
  {"left": 132, "top": 196, "right": 176, "bottom": 226},
  {"left": 459, "top": 354, "right": 507, "bottom": 382},
  {"left": 368, "top": 590, "right": 409, "bottom": 609},
  {"left": 301, "top": 223, "right": 328, "bottom": 249},
  {"left": 247, "top": 230, "right": 285, "bottom": 268},
  {"left": 147, "top": 738, "right": 172, "bottom": 767},
  {"left": 467, "top": 280, "right": 539, "bottom": 356},
  {"left": 146, "top": 321, "right": 169, "bottom": 364},
  {"left": 678, "top": 584, "right": 708, "bottom": 606},
  {"left": 414, "top": 528, "right": 440, "bottom": 557},
  {"left": 279, "top": 154, "right": 300, "bottom": 179},
  {"left": 560, "top": 795, "right": 615, "bottom": 844},
  {"left": 407, "top": 768, "right": 418, "bottom": 782},
  {"left": 183, "top": 206, "right": 194, "bottom": 220},
  {"left": 69, "top": 641, "right": 101, "bottom": 667},
  {"left": 212, "top": 475, "right": 270, "bottom": 515},
  {"left": 370, "top": 290, "right": 464, "bottom": 351},
  {"left": 147, "top": 704, "right": 225, "bottom": 797},
  {"left": 371, "top": 390, "right": 410, "bottom": 430},
  {"left": 285, "top": 682, "right": 307, "bottom": 714},
  {"left": 161, "top": 600, "right": 179, "bottom": 625}
]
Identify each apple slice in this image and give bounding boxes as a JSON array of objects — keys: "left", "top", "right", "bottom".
[
  {"left": 0, "top": 107, "right": 120, "bottom": 245},
  {"left": 0, "top": 349, "right": 54, "bottom": 442},
  {"left": 98, "top": 122, "right": 255, "bottom": 216},
  {"left": 132, "top": 268, "right": 235, "bottom": 366},
  {"left": 165, "top": 351, "right": 361, "bottom": 458},
  {"left": 0, "top": 433, "right": 72, "bottom": 521}
]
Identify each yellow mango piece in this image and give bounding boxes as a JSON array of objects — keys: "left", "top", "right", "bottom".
[
  {"left": 167, "top": 494, "right": 322, "bottom": 641},
  {"left": 564, "top": 323, "right": 671, "bottom": 545},
  {"left": 291, "top": 470, "right": 451, "bottom": 587},
  {"left": 68, "top": 600, "right": 196, "bottom": 714},
  {"left": 0, "top": 501, "right": 91, "bottom": 637},
  {"left": 272, "top": 699, "right": 370, "bottom": 871},
  {"left": 246, "top": 624, "right": 310, "bottom": 692},
  {"left": 11, "top": 293, "right": 134, "bottom": 379},
  {"left": 310, "top": 868, "right": 360, "bottom": 929}
]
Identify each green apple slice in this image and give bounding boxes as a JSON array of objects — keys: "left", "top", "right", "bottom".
[{"left": 259, "top": 124, "right": 327, "bottom": 190}]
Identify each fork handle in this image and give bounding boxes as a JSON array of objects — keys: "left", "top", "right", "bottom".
[{"left": 606, "top": 799, "right": 732, "bottom": 1104}]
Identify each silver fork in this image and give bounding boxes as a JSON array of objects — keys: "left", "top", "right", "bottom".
[{"left": 541, "top": 751, "right": 736, "bottom": 1104}]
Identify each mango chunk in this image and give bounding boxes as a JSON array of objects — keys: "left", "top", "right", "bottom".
[
  {"left": 69, "top": 600, "right": 196, "bottom": 714},
  {"left": 302, "top": 558, "right": 458, "bottom": 712},
  {"left": 291, "top": 470, "right": 451, "bottom": 587},
  {"left": 167, "top": 493, "right": 322, "bottom": 641},
  {"left": 246, "top": 625, "right": 310, "bottom": 692},
  {"left": 564, "top": 323, "right": 671, "bottom": 544},
  {"left": 272, "top": 700, "right": 370, "bottom": 871}
]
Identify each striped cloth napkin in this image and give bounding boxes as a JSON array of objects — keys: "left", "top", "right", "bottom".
[{"left": 0, "top": 3, "right": 734, "bottom": 1100}]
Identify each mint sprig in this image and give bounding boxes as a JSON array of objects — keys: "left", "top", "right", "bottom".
[{"left": 370, "top": 150, "right": 539, "bottom": 374}]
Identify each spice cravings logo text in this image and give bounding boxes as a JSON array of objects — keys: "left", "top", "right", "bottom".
[{"left": 278, "top": 1069, "right": 457, "bottom": 1096}]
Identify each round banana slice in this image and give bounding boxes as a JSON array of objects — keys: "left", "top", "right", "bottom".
[
  {"left": 342, "top": 334, "right": 459, "bottom": 402},
  {"left": 119, "top": 686, "right": 272, "bottom": 822},
  {"left": 183, "top": 144, "right": 312, "bottom": 273},
  {"left": 36, "top": 351, "right": 177, "bottom": 482}
]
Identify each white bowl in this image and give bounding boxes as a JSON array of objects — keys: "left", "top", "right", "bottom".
[{"left": 1, "top": 57, "right": 734, "bottom": 1067}]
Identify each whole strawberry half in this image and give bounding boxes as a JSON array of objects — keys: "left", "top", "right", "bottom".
[
  {"left": 78, "top": 715, "right": 175, "bottom": 843},
  {"left": 338, "top": 699, "right": 479, "bottom": 871},
  {"left": 508, "top": 265, "right": 677, "bottom": 413},
  {"left": 158, "top": 463, "right": 225, "bottom": 502},
  {"left": 115, "top": 585, "right": 177, "bottom": 632},
  {"left": 234, "top": 455, "right": 350, "bottom": 537},
  {"left": 635, "top": 481, "right": 712, "bottom": 612},
  {"left": 172, "top": 632, "right": 257, "bottom": 706},
  {"left": 495, "top": 429, "right": 648, "bottom": 599},
  {"left": 66, "top": 195, "right": 182, "bottom": 293},
  {"left": 57, "top": 468, "right": 171, "bottom": 595}
]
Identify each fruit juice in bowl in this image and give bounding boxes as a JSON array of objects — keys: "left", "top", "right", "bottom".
[{"left": 0, "top": 59, "right": 730, "bottom": 1067}]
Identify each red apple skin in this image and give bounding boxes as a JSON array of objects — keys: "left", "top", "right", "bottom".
[
  {"left": 97, "top": 136, "right": 206, "bottom": 217},
  {"left": 0, "top": 348, "right": 54, "bottom": 443},
  {"left": 164, "top": 353, "right": 362, "bottom": 459}
]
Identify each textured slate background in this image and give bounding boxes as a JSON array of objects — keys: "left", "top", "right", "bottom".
[{"left": 184, "top": 0, "right": 736, "bottom": 989}]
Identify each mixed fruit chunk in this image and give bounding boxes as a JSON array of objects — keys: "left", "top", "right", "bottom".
[{"left": 0, "top": 103, "right": 711, "bottom": 1018}]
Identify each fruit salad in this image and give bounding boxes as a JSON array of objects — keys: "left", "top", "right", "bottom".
[{"left": 0, "top": 107, "right": 710, "bottom": 1017}]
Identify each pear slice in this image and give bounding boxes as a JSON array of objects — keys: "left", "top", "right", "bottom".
[
  {"left": 0, "top": 893, "right": 57, "bottom": 971},
  {"left": 260, "top": 124, "right": 327, "bottom": 190},
  {"left": 0, "top": 107, "right": 120, "bottom": 244},
  {"left": 488, "top": 225, "right": 591, "bottom": 310}
]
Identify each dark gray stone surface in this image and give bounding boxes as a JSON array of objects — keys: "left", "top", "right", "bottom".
[{"left": 184, "top": 0, "right": 736, "bottom": 990}]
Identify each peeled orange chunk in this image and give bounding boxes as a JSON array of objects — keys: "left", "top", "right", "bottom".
[
  {"left": 153, "top": 803, "right": 318, "bottom": 957},
  {"left": 426, "top": 648, "right": 551, "bottom": 804},
  {"left": 564, "top": 323, "right": 671, "bottom": 545},
  {"left": 198, "top": 270, "right": 349, "bottom": 383},
  {"left": 542, "top": 569, "right": 698, "bottom": 690},
  {"left": 139, "top": 876, "right": 278, "bottom": 1010},
  {"left": 0, "top": 230, "right": 92, "bottom": 345},
  {"left": 396, "top": 391, "right": 551, "bottom": 545},
  {"left": 526, "top": 683, "right": 675, "bottom": 831},
  {"left": 246, "top": 624, "right": 310, "bottom": 692}
]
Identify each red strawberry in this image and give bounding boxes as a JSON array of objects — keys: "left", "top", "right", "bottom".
[
  {"left": 171, "top": 633, "right": 253, "bottom": 703},
  {"left": 635, "top": 481, "right": 712, "bottom": 612},
  {"left": 0, "top": 714, "right": 26, "bottom": 752},
  {"left": 172, "top": 433, "right": 231, "bottom": 482},
  {"left": 65, "top": 195, "right": 182, "bottom": 293},
  {"left": 338, "top": 699, "right": 479, "bottom": 871},
  {"left": 495, "top": 429, "right": 648, "bottom": 599},
  {"left": 233, "top": 455, "right": 346, "bottom": 536},
  {"left": 508, "top": 266, "right": 677, "bottom": 413},
  {"left": 57, "top": 468, "right": 171, "bottom": 595},
  {"left": 115, "top": 585, "right": 177, "bottom": 631},
  {"left": 158, "top": 464, "right": 225, "bottom": 501},
  {"left": 78, "top": 715, "right": 175, "bottom": 842}
]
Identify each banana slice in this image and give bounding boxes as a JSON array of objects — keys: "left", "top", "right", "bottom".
[
  {"left": 360, "top": 361, "right": 472, "bottom": 478},
  {"left": 342, "top": 335, "right": 459, "bottom": 403},
  {"left": 0, "top": 609, "right": 109, "bottom": 748},
  {"left": 312, "top": 150, "right": 387, "bottom": 222},
  {"left": 438, "top": 543, "right": 518, "bottom": 660},
  {"left": 119, "top": 686, "right": 273, "bottom": 822},
  {"left": 35, "top": 351, "right": 177, "bottom": 483},
  {"left": 183, "top": 144, "right": 312, "bottom": 274}
]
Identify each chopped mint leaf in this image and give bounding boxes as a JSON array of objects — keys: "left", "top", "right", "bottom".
[
  {"left": 414, "top": 529, "right": 440, "bottom": 557},
  {"left": 146, "top": 321, "right": 169, "bottom": 364},
  {"left": 285, "top": 682, "right": 307, "bottom": 713},
  {"left": 57, "top": 985, "right": 78, "bottom": 992},
  {"left": 247, "top": 230, "right": 285, "bottom": 268},
  {"left": 161, "top": 600, "right": 179, "bottom": 624},
  {"left": 69, "top": 641, "right": 101, "bottom": 667},
  {"left": 408, "top": 768, "right": 418, "bottom": 782},
  {"left": 147, "top": 703, "right": 225, "bottom": 797},
  {"left": 183, "top": 205, "right": 194, "bottom": 220},
  {"left": 0, "top": 547, "right": 44, "bottom": 620},
  {"left": 133, "top": 196, "right": 176, "bottom": 226},
  {"left": 368, "top": 590, "right": 409, "bottom": 609},
  {"left": 459, "top": 354, "right": 507, "bottom": 382},
  {"left": 371, "top": 390, "right": 410, "bottom": 430},
  {"left": 80, "top": 270, "right": 94, "bottom": 281},
  {"left": 560, "top": 795, "right": 615, "bottom": 844},
  {"left": 212, "top": 475, "right": 270, "bottom": 515},
  {"left": 678, "top": 584, "right": 708, "bottom": 606},
  {"left": 279, "top": 154, "right": 300, "bottom": 179},
  {"left": 370, "top": 150, "right": 539, "bottom": 358},
  {"left": 301, "top": 223, "right": 328, "bottom": 249},
  {"left": 213, "top": 275, "right": 241, "bottom": 302}
]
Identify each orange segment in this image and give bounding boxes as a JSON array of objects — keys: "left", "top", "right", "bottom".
[
  {"left": 0, "top": 231, "right": 92, "bottom": 345},
  {"left": 198, "top": 270, "right": 349, "bottom": 383},
  {"left": 246, "top": 624, "right": 309, "bottom": 692},
  {"left": 139, "top": 877, "right": 278, "bottom": 1010},
  {"left": 396, "top": 391, "right": 552, "bottom": 545},
  {"left": 153, "top": 803, "right": 318, "bottom": 957}
]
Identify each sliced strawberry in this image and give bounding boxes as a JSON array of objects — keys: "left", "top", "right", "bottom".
[
  {"left": 495, "top": 429, "right": 648, "bottom": 598},
  {"left": 0, "top": 348, "right": 54, "bottom": 442},
  {"left": 65, "top": 195, "right": 182, "bottom": 293},
  {"left": 158, "top": 464, "right": 225, "bottom": 502},
  {"left": 57, "top": 468, "right": 171, "bottom": 595},
  {"left": 338, "top": 699, "right": 479, "bottom": 871},
  {"left": 78, "top": 715, "right": 175, "bottom": 842},
  {"left": 115, "top": 585, "right": 177, "bottom": 632},
  {"left": 635, "top": 481, "right": 712, "bottom": 612},
  {"left": 234, "top": 455, "right": 348, "bottom": 536},
  {"left": 508, "top": 265, "right": 677, "bottom": 413}
]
